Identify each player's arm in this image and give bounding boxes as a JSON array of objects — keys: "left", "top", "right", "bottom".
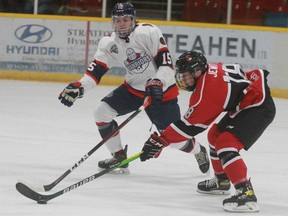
[
  {"left": 145, "top": 25, "right": 175, "bottom": 104},
  {"left": 229, "top": 69, "right": 267, "bottom": 117},
  {"left": 58, "top": 60, "right": 108, "bottom": 107},
  {"left": 139, "top": 119, "right": 206, "bottom": 162},
  {"left": 59, "top": 38, "right": 110, "bottom": 107},
  {"left": 82, "top": 59, "right": 109, "bottom": 90},
  {"left": 140, "top": 98, "right": 223, "bottom": 161}
]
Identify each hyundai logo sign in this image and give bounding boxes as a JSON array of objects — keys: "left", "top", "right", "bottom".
[{"left": 15, "top": 24, "right": 52, "bottom": 43}]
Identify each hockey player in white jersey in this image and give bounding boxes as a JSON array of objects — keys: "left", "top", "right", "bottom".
[{"left": 58, "top": 1, "right": 209, "bottom": 174}]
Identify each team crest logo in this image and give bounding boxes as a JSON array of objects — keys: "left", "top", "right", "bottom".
[
  {"left": 110, "top": 44, "right": 118, "bottom": 53},
  {"left": 124, "top": 48, "right": 152, "bottom": 74}
]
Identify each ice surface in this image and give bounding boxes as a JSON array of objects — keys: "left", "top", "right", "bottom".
[{"left": 1, "top": 80, "right": 287, "bottom": 216}]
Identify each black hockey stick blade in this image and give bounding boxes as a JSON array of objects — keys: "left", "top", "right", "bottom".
[
  {"left": 16, "top": 151, "right": 143, "bottom": 203},
  {"left": 16, "top": 183, "right": 54, "bottom": 202},
  {"left": 40, "top": 98, "right": 150, "bottom": 192}
]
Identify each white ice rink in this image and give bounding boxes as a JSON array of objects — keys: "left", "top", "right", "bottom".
[{"left": 1, "top": 80, "right": 288, "bottom": 216}]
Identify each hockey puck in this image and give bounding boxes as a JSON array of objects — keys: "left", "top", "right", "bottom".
[{"left": 37, "top": 200, "right": 47, "bottom": 204}]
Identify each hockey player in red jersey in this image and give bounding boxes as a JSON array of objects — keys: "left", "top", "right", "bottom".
[
  {"left": 140, "top": 51, "right": 276, "bottom": 212},
  {"left": 58, "top": 2, "right": 209, "bottom": 174}
]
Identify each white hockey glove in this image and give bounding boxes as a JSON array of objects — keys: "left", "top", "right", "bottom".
[{"left": 58, "top": 81, "right": 84, "bottom": 107}]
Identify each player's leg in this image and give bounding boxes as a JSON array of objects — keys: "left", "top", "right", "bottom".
[
  {"left": 146, "top": 98, "right": 210, "bottom": 173},
  {"left": 198, "top": 124, "right": 257, "bottom": 209},
  {"left": 170, "top": 138, "right": 210, "bottom": 174},
  {"left": 94, "top": 84, "right": 143, "bottom": 172},
  {"left": 205, "top": 101, "right": 274, "bottom": 212},
  {"left": 220, "top": 104, "right": 275, "bottom": 212},
  {"left": 197, "top": 124, "right": 231, "bottom": 194},
  {"left": 214, "top": 132, "right": 258, "bottom": 212}
]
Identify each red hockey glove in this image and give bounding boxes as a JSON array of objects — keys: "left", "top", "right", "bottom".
[
  {"left": 140, "top": 132, "right": 169, "bottom": 162},
  {"left": 145, "top": 78, "right": 163, "bottom": 105},
  {"left": 58, "top": 81, "right": 84, "bottom": 107}
]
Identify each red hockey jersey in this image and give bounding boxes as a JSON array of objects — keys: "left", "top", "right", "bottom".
[{"left": 161, "top": 63, "right": 268, "bottom": 144}]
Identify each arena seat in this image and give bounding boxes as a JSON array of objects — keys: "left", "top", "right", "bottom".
[
  {"left": 182, "top": 0, "right": 207, "bottom": 22},
  {"left": 229, "top": 0, "right": 249, "bottom": 25},
  {"left": 206, "top": 0, "right": 226, "bottom": 23},
  {"left": 65, "top": 0, "right": 102, "bottom": 17},
  {"left": 247, "top": 0, "right": 269, "bottom": 26}
]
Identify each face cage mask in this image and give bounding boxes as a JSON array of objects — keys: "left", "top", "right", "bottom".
[
  {"left": 112, "top": 15, "right": 136, "bottom": 39},
  {"left": 175, "top": 72, "right": 196, "bottom": 92}
]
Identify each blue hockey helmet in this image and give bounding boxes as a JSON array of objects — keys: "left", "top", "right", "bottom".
[{"left": 112, "top": 1, "right": 136, "bottom": 17}]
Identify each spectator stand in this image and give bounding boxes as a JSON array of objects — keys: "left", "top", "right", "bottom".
[{"left": 58, "top": 0, "right": 102, "bottom": 17}]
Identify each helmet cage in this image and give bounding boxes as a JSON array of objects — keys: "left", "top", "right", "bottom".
[
  {"left": 175, "top": 72, "right": 196, "bottom": 91},
  {"left": 112, "top": 15, "right": 136, "bottom": 38}
]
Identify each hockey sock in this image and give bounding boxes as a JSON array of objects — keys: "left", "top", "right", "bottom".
[
  {"left": 208, "top": 123, "right": 225, "bottom": 174},
  {"left": 169, "top": 138, "right": 201, "bottom": 154},
  {"left": 210, "top": 143, "right": 225, "bottom": 174},
  {"left": 215, "top": 132, "right": 247, "bottom": 185},
  {"left": 96, "top": 120, "right": 123, "bottom": 153}
]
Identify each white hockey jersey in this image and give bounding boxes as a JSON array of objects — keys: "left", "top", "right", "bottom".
[{"left": 80, "top": 23, "right": 178, "bottom": 101}]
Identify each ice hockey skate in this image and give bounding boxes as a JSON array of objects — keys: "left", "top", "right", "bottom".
[
  {"left": 194, "top": 144, "right": 210, "bottom": 174},
  {"left": 223, "top": 180, "right": 259, "bottom": 213},
  {"left": 197, "top": 176, "right": 231, "bottom": 195},
  {"left": 98, "top": 145, "right": 130, "bottom": 174}
]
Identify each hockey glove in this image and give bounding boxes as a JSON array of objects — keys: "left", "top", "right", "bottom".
[
  {"left": 58, "top": 81, "right": 84, "bottom": 107},
  {"left": 145, "top": 78, "right": 163, "bottom": 105},
  {"left": 140, "top": 132, "right": 169, "bottom": 162}
]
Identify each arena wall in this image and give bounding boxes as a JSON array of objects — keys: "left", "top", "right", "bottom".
[{"left": 0, "top": 13, "right": 287, "bottom": 98}]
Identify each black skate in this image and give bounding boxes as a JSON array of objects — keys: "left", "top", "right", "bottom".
[
  {"left": 197, "top": 176, "right": 231, "bottom": 195},
  {"left": 223, "top": 180, "right": 259, "bottom": 212},
  {"left": 98, "top": 145, "right": 130, "bottom": 174},
  {"left": 194, "top": 144, "right": 210, "bottom": 174}
]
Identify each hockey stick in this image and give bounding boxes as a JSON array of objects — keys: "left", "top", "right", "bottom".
[
  {"left": 36, "top": 97, "right": 150, "bottom": 192},
  {"left": 16, "top": 151, "right": 142, "bottom": 204}
]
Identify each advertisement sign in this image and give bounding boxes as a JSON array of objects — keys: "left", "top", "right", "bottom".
[
  {"left": 0, "top": 16, "right": 287, "bottom": 89},
  {"left": 0, "top": 18, "right": 111, "bottom": 73}
]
